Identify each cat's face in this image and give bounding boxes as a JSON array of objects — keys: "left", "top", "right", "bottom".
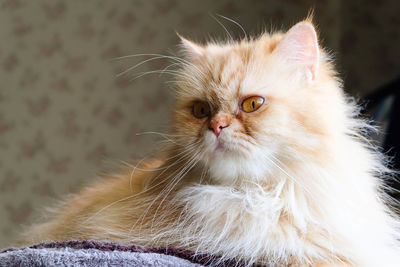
[{"left": 172, "top": 22, "right": 341, "bottom": 184}]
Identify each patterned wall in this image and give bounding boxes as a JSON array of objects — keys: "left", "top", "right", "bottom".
[{"left": 0, "top": 0, "right": 398, "bottom": 248}]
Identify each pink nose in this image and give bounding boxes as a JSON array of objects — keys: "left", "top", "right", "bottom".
[{"left": 209, "top": 114, "right": 231, "bottom": 137}]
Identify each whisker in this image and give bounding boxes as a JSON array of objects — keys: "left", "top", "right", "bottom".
[
  {"left": 150, "top": 154, "right": 199, "bottom": 229},
  {"left": 111, "top": 51, "right": 206, "bottom": 80},
  {"left": 116, "top": 56, "right": 178, "bottom": 77},
  {"left": 216, "top": 14, "right": 247, "bottom": 40},
  {"left": 82, "top": 193, "right": 139, "bottom": 225},
  {"left": 110, "top": 52, "right": 204, "bottom": 75},
  {"left": 129, "top": 155, "right": 150, "bottom": 193},
  {"left": 129, "top": 69, "right": 195, "bottom": 83},
  {"left": 135, "top": 132, "right": 177, "bottom": 144},
  {"left": 129, "top": 70, "right": 177, "bottom": 82},
  {"left": 129, "top": 142, "right": 201, "bottom": 232},
  {"left": 199, "top": 158, "right": 209, "bottom": 184},
  {"left": 134, "top": 132, "right": 191, "bottom": 149},
  {"left": 209, "top": 13, "right": 233, "bottom": 41},
  {"left": 159, "top": 62, "right": 182, "bottom": 77},
  {"left": 110, "top": 53, "right": 188, "bottom": 65},
  {"left": 130, "top": 160, "right": 189, "bottom": 233},
  {"left": 135, "top": 131, "right": 185, "bottom": 138},
  {"left": 129, "top": 141, "right": 200, "bottom": 192},
  {"left": 83, "top": 141, "right": 201, "bottom": 225},
  {"left": 266, "top": 154, "right": 315, "bottom": 200},
  {"left": 126, "top": 144, "right": 197, "bottom": 174}
]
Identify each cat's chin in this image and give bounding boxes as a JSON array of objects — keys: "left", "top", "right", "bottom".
[
  {"left": 201, "top": 132, "right": 270, "bottom": 184},
  {"left": 207, "top": 153, "right": 269, "bottom": 184}
]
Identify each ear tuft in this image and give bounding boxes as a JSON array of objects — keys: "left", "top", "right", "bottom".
[
  {"left": 304, "top": 9, "right": 315, "bottom": 24},
  {"left": 177, "top": 33, "right": 204, "bottom": 59},
  {"left": 275, "top": 21, "right": 320, "bottom": 80}
]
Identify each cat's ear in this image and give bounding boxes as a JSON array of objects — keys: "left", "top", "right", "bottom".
[
  {"left": 177, "top": 33, "right": 204, "bottom": 60},
  {"left": 274, "top": 21, "right": 319, "bottom": 80}
]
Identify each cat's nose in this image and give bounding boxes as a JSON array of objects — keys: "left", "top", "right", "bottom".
[{"left": 209, "top": 113, "right": 231, "bottom": 137}]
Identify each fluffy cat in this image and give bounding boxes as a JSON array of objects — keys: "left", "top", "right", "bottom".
[{"left": 26, "top": 19, "right": 400, "bottom": 266}]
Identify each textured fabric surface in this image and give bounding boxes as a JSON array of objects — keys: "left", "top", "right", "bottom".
[
  {"left": 0, "top": 247, "right": 201, "bottom": 267},
  {"left": 0, "top": 0, "right": 399, "bottom": 248},
  {"left": 0, "top": 240, "right": 258, "bottom": 267}
]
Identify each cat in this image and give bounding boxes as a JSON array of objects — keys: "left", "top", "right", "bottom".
[{"left": 25, "top": 18, "right": 400, "bottom": 266}]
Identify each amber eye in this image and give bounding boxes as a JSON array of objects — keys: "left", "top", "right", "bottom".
[
  {"left": 192, "top": 101, "right": 211, "bottom": 118},
  {"left": 241, "top": 96, "right": 265, "bottom": 113}
]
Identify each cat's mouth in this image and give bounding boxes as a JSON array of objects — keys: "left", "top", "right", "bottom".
[
  {"left": 208, "top": 137, "right": 230, "bottom": 154},
  {"left": 211, "top": 135, "right": 253, "bottom": 159},
  {"left": 204, "top": 131, "right": 244, "bottom": 156}
]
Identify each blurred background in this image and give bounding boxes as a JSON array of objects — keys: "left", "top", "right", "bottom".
[{"left": 0, "top": 0, "right": 399, "bottom": 248}]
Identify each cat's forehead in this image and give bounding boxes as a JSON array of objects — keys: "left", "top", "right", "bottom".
[
  {"left": 198, "top": 38, "right": 278, "bottom": 107},
  {"left": 206, "top": 46, "right": 250, "bottom": 95},
  {"left": 177, "top": 34, "right": 284, "bottom": 111}
]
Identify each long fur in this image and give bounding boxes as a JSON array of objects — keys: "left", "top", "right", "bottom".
[{"left": 25, "top": 20, "right": 400, "bottom": 266}]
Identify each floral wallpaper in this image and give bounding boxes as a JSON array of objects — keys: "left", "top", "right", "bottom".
[{"left": 0, "top": 0, "right": 398, "bottom": 248}]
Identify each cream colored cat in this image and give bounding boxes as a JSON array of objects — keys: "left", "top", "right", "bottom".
[{"left": 27, "top": 19, "right": 400, "bottom": 266}]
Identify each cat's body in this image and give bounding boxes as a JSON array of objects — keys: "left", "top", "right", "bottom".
[{"left": 27, "top": 20, "right": 400, "bottom": 266}]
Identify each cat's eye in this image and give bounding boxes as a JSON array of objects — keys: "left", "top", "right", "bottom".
[
  {"left": 241, "top": 96, "right": 264, "bottom": 113},
  {"left": 192, "top": 101, "right": 210, "bottom": 118}
]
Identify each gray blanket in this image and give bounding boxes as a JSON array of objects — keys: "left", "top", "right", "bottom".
[
  {"left": 0, "top": 247, "right": 200, "bottom": 266},
  {"left": 0, "top": 241, "right": 253, "bottom": 267}
]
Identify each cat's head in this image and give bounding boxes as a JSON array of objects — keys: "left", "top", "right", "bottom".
[{"left": 172, "top": 20, "right": 345, "bottom": 184}]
